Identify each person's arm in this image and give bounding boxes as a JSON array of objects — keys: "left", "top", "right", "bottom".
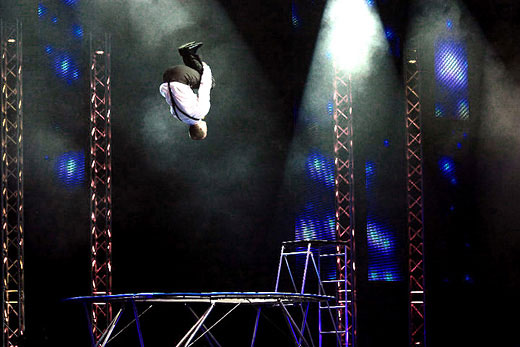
[{"left": 193, "top": 62, "right": 212, "bottom": 118}]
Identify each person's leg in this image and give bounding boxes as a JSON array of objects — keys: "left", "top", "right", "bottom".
[
  {"left": 178, "top": 41, "right": 204, "bottom": 74},
  {"left": 182, "top": 54, "right": 203, "bottom": 74},
  {"left": 178, "top": 41, "right": 215, "bottom": 88},
  {"left": 163, "top": 65, "right": 201, "bottom": 89}
]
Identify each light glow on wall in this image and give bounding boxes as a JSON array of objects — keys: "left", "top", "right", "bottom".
[
  {"left": 55, "top": 151, "right": 86, "bottom": 188},
  {"left": 435, "top": 37, "right": 469, "bottom": 120},
  {"left": 366, "top": 161, "right": 402, "bottom": 281}
]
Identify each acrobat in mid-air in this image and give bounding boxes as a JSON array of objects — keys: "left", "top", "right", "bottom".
[{"left": 159, "top": 41, "right": 215, "bottom": 140}]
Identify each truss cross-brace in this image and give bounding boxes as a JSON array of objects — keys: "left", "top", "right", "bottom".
[
  {"left": 333, "top": 66, "right": 357, "bottom": 347},
  {"left": 89, "top": 34, "right": 113, "bottom": 342},
  {"left": 405, "top": 46, "right": 426, "bottom": 347},
  {"left": 1, "top": 19, "right": 24, "bottom": 347}
]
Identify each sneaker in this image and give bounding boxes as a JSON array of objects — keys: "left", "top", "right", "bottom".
[{"left": 178, "top": 41, "right": 203, "bottom": 56}]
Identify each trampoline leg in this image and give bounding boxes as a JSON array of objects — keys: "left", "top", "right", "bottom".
[
  {"left": 83, "top": 303, "right": 97, "bottom": 347},
  {"left": 176, "top": 303, "right": 215, "bottom": 347},
  {"left": 186, "top": 304, "right": 222, "bottom": 347},
  {"left": 131, "top": 300, "right": 145, "bottom": 347},
  {"left": 250, "top": 307, "right": 262, "bottom": 347},
  {"left": 99, "top": 308, "right": 124, "bottom": 347},
  {"left": 299, "top": 303, "right": 315, "bottom": 347},
  {"left": 279, "top": 301, "right": 312, "bottom": 347}
]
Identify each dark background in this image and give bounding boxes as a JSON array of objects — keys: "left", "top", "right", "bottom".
[{"left": 1, "top": 0, "right": 519, "bottom": 346}]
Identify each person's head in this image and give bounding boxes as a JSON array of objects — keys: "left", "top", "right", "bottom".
[{"left": 189, "top": 121, "right": 207, "bottom": 140}]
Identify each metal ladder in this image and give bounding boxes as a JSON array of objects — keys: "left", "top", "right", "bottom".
[{"left": 274, "top": 240, "right": 349, "bottom": 347}]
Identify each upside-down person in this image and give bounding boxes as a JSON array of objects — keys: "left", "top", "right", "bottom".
[{"left": 159, "top": 41, "right": 215, "bottom": 140}]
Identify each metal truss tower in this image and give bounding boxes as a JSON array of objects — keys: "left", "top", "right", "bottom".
[
  {"left": 89, "top": 34, "right": 112, "bottom": 341},
  {"left": 404, "top": 46, "right": 426, "bottom": 347},
  {"left": 0, "top": 20, "right": 24, "bottom": 347},
  {"left": 333, "top": 66, "right": 357, "bottom": 347}
]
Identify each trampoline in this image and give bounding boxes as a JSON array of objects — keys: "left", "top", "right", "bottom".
[{"left": 67, "top": 291, "right": 335, "bottom": 347}]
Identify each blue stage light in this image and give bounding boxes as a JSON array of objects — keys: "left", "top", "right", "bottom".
[
  {"left": 384, "top": 26, "right": 401, "bottom": 57},
  {"left": 366, "top": 161, "right": 375, "bottom": 177},
  {"left": 327, "top": 100, "right": 334, "bottom": 117},
  {"left": 435, "top": 39, "right": 469, "bottom": 119},
  {"left": 62, "top": 0, "right": 79, "bottom": 6},
  {"left": 71, "top": 24, "right": 84, "bottom": 39},
  {"left": 457, "top": 98, "right": 469, "bottom": 118},
  {"left": 383, "top": 139, "right": 389, "bottom": 147},
  {"left": 45, "top": 45, "right": 53, "bottom": 54},
  {"left": 53, "top": 52, "right": 80, "bottom": 84},
  {"left": 439, "top": 157, "right": 454, "bottom": 173},
  {"left": 435, "top": 41, "right": 468, "bottom": 90},
  {"left": 366, "top": 161, "right": 402, "bottom": 281},
  {"left": 435, "top": 103, "right": 444, "bottom": 118},
  {"left": 51, "top": 16, "right": 58, "bottom": 23},
  {"left": 291, "top": 1, "right": 301, "bottom": 28},
  {"left": 385, "top": 27, "right": 394, "bottom": 40},
  {"left": 295, "top": 209, "right": 336, "bottom": 280},
  {"left": 446, "top": 20, "right": 453, "bottom": 30},
  {"left": 38, "top": 3, "right": 48, "bottom": 17},
  {"left": 366, "top": 0, "right": 375, "bottom": 7},
  {"left": 295, "top": 149, "right": 336, "bottom": 281},
  {"left": 296, "top": 218, "right": 318, "bottom": 240},
  {"left": 55, "top": 151, "right": 86, "bottom": 188},
  {"left": 295, "top": 206, "right": 335, "bottom": 241},
  {"left": 367, "top": 222, "right": 391, "bottom": 251},
  {"left": 306, "top": 151, "right": 335, "bottom": 188},
  {"left": 367, "top": 219, "right": 401, "bottom": 281},
  {"left": 438, "top": 156, "right": 457, "bottom": 185},
  {"left": 296, "top": 150, "right": 336, "bottom": 243}
]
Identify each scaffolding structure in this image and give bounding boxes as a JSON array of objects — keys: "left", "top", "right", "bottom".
[
  {"left": 333, "top": 66, "right": 357, "bottom": 347},
  {"left": 89, "top": 34, "right": 112, "bottom": 341},
  {"left": 274, "top": 240, "right": 350, "bottom": 347},
  {"left": 405, "top": 46, "right": 426, "bottom": 347},
  {"left": 0, "top": 20, "right": 24, "bottom": 347}
]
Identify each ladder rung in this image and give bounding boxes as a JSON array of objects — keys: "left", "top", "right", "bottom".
[
  {"left": 282, "top": 251, "right": 310, "bottom": 256},
  {"left": 320, "top": 305, "right": 345, "bottom": 309},
  {"left": 320, "top": 330, "right": 346, "bottom": 334},
  {"left": 320, "top": 253, "right": 346, "bottom": 257},
  {"left": 322, "top": 279, "right": 344, "bottom": 283}
]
